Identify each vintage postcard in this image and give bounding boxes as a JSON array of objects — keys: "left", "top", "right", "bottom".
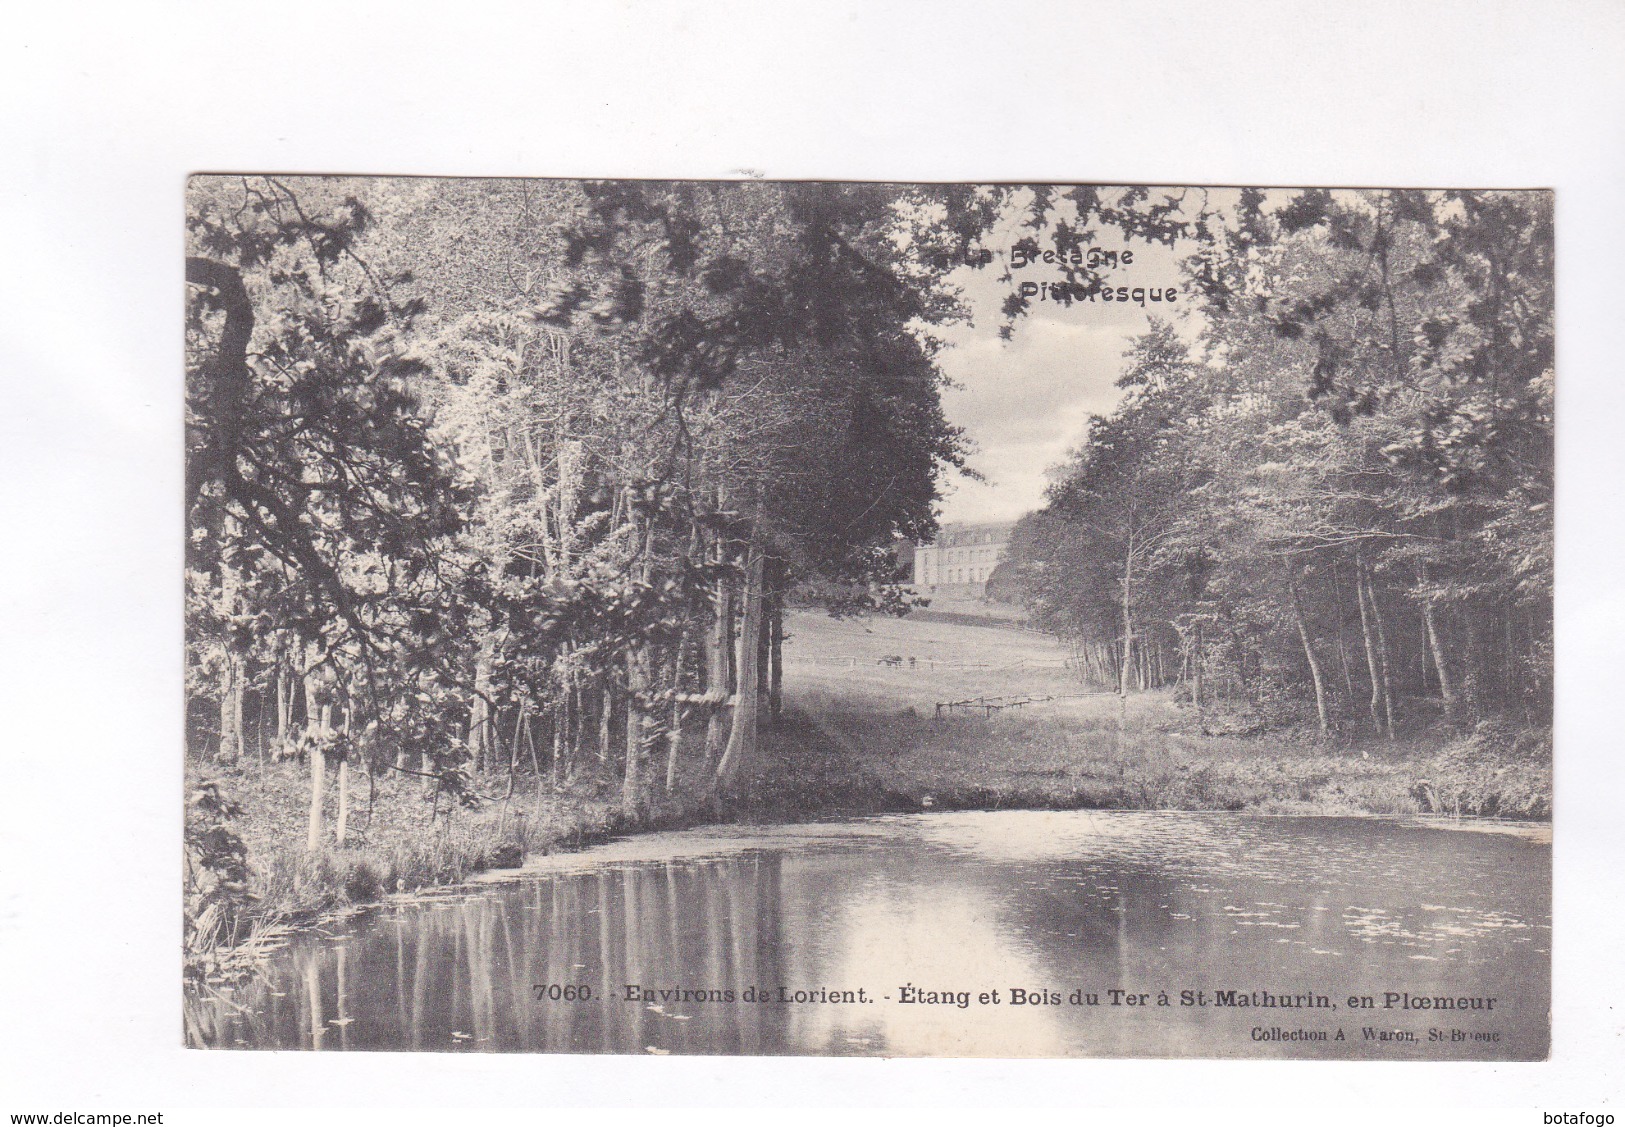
[{"left": 183, "top": 177, "right": 1552, "bottom": 1058}]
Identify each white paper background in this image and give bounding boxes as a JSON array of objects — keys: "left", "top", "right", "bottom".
[{"left": 2, "top": 0, "right": 1622, "bottom": 1114}]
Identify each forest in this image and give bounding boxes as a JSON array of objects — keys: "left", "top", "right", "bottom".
[
  {"left": 184, "top": 180, "right": 1553, "bottom": 976},
  {"left": 1007, "top": 189, "right": 1553, "bottom": 743},
  {"left": 184, "top": 176, "right": 1000, "bottom": 972}
]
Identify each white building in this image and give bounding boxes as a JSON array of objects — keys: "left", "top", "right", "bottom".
[{"left": 912, "top": 521, "right": 1014, "bottom": 591}]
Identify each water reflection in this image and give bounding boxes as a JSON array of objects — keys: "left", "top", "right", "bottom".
[{"left": 187, "top": 812, "right": 1549, "bottom": 1059}]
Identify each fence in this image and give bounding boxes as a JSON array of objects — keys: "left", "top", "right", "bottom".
[
  {"left": 792, "top": 654, "right": 1073, "bottom": 673},
  {"left": 933, "top": 694, "right": 1055, "bottom": 717}
]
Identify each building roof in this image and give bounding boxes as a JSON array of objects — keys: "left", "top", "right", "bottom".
[{"left": 923, "top": 521, "right": 1016, "bottom": 548}]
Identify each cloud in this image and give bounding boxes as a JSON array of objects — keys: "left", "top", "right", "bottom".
[{"left": 929, "top": 240, "right": 1190, "bottom": 525}]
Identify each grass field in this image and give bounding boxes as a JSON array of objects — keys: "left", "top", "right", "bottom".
[{"left": 773, "top": 609, "right": 1550, "bottom": 819}]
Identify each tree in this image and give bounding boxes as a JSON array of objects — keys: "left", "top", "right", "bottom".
[
  {"left": 186, "top": 177, "right": 473, "bottom": 848},
  {"left": 1004, "top": 188, "right": 1552, "bottom": 738},
  {"left": 1013, "top": 321, "right": 1209, "bottom": 704}
]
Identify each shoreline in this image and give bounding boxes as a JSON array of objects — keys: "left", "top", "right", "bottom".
[
  {"left": 191, "top": 690, "right": 1551, "bottom": 982},
  {"left": 200, "top": 799, "right": 1551, "bottom": 983},
  {"left": 196, "top": 800, "right": 1551, "bottom": 990}
]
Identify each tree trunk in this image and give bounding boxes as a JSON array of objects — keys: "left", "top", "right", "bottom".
[
  {"left": 715, "top": 545, "right": 765, "bottom": 787},
  {"left": 506, "top": 703, "right": 525, "bottom": 800},
  {"left": 1330, "top": 562, "right": 1357, "bottom": 699},
  {"left": 704, "top": 557, "right": 735, "bottom": 770},
  {"left": 1355, "top": 555, "right": 1388, "bottom": 737},
  {"left": 1367, "top": 568, "right": 1397, "bottom": 739},
  {"left": 1190, "top": 625, "right": 1203, "bottom": 708},
  {"left": 217, "top": 546, "right": 244, "bottom": 762},
  {"left": 757, "top": 589, "right": 770, "bottom": 697},
  {"left": 335, "top": 707, "right": 350, "bottom": 848},
  {"left": 524, "top": 706, "right": 542, "bottom": 790},
  {"left": 767, "top": 569, "right": 783, "bottom": 723},
  {"left": 570, "top": 681, "right": 584, "bottom": 780},
  {"left": 276, "top": 658, "right": 293, "bottom": 745},
  {"left": 553, "top": 687, "right": 568, "bottom": 786},
  {"left": 217, "top": 650, "right": 244, "bottom": 763},
  {"left": 1418, "top": 567, "right": 1458, "bottom": 726},
  {"left": 304, "top": 662, "right": 328, "bottom": 853},
  {"left": 1288, "top": 577, "right": 1331, "bottom": 736},
  {"left": 1192, "top": 622, "right": 1206, "bottom": 732},
  {"left": 621, "top": 493, "right": 660, "bottom": 816},
  {"left": 665, "top": 638, "right": 689, "bottom": 791},
  {"left": 1117, "top": 548, "right": 1135, "bottom": 735},
  {"left": 622, "top": 648, "right": 648, "bottom": 816},
  {"left": 1118, "top": 551, "right": 1135, "bottom": 699},
  {"left": 469, "top": 646, "right": 494, "bottom": 775}
]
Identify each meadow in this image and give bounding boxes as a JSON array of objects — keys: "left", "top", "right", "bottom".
[{"left": 774, "top": 609, "right": 1551, "bottom": 819}]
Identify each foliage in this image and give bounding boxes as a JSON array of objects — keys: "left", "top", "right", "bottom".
[
  {"left": 183, "top": 779, "right": 254, "bottom": 980},
  {"left": 1005, "top": 189, "right": 1553, "bottom": 739},
  {"left": 183, "top": 175, "right": 994, "bottom": 863},
  {"left": 1420, "top": 721, "right": 1552, "bottom": 818}
]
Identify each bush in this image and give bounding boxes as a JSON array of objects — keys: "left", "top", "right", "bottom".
[
  {"left": 1418, "top": 721, "right": 1552, "bottom": 818},
  {"left": 184, "top": 780, "right": 256, "bottom": 981},
  {"left": 343, "top": 860, "right": 385, "bottom": 902}
]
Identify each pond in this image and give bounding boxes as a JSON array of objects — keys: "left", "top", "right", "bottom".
[{"left": 186, "top": 811, "right": 1550, "bottom": 1059}]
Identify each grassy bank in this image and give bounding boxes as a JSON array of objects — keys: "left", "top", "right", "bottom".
[
  {"left": 780, "top": 685, "right": 1552, "bottom": 818},
  {"left": 183, "top": 758, "right": 719, "bottom": 983}
]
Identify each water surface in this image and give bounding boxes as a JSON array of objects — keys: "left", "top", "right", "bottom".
[{"left": 187, "top": 811, "right": 1549, "bottom": 1058}]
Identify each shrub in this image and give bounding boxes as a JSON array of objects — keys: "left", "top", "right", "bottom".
[{"left": 1418, "top": 721, "right": 1552, "bottom": 818}]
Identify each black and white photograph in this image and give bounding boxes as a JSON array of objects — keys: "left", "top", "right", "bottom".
[
  {"left": 181, "top": 177, "right": 1553, "bottom": 1059},
  {"left": 8, "top": 1, "right": 1625, "bottom": 1117}
]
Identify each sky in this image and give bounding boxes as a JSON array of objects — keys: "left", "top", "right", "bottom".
[{"left": 926, "top": 194, "right": 1205, "bottom": 527}]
